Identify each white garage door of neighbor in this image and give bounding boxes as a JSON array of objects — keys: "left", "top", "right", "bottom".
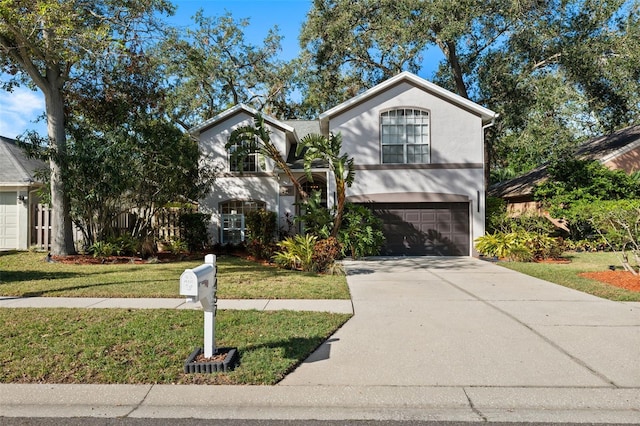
[{"left": 0, "top": 192, "right": 18, "bottom": 250}]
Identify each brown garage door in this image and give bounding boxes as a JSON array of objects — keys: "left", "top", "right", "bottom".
[{"left": 366, "top": 202, "right": 470, "bottom": 256}]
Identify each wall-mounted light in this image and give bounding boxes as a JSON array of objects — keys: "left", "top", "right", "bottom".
[{"left": 17, "top": 195, "right": 28, "bottom": 203}]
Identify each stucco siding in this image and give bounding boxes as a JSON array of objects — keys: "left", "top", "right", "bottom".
[
  {"left": 198, "top": 176, "right": 279, "bottom": 244},
  {"left": 330, "top": 82, "right": 484, "bottom": 166},
  {"left": 198, "top": 110, "right": 286, "bottom": 173}
]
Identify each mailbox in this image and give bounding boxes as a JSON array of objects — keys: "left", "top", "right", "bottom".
[
  {"left": 180, "top": 260, "right": 216, "bottom": 303},
  {"left": 179, "top": 254, "right": 218, "bottom": 358}
]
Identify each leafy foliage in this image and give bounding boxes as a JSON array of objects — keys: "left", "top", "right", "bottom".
[
  {"left": 569, "top": 199, "right": 640, "bottom": 274},
  {"left": 245, "top": 209, "right": 278, "bottom": 260},
  {"left": 273, "top": 234, "right": 318, "bottom": 272},
  {"left": 227, "top": 114, "right": 307, "bottom": 199},
  {"left": 534, "top": 159, "right": 640, "bottom": 239},
  {"left": 296, "top": 190, "right": 333, "bottom": 238},
  {"left": 178, "top": 212, "right": 211, "bottom": 252},
  {"left": 245, "top": 210, "right": 277, "bottom": 243},
  {"left": 312, "top": 237, "right": 343, "bottom": 273},
  {"left": 158, "top": 11, "right": 298, "bottom": 129},
  {"left": 475, "top": 230, "right": 565, "bottom": 262},
  {"left": 338, "top": 204, "right": 385, "bottom": 259},
  {"left": 297, "top": 132, "right": 355, "bottom": 237},
  {"left": 0, "top": 0, "right": 175, "bottom": 255}
]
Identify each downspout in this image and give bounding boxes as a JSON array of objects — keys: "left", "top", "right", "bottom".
[{"left": 474, "top": 116, "right": 498, "bottom": 256}]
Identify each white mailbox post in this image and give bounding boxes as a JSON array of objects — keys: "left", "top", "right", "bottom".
[{"left": 180, "top": 254, "right": 217, "bottom": 358}]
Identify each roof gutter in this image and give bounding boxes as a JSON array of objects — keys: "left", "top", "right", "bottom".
[{"left": 482, "top": 114, "right": 498, "bottom": 131}]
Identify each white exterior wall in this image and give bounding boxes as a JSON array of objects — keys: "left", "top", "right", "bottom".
[
  {"left": 331, "top": 82, "right": 484, "bottom": 165},
  {"left": 198, "top": 110, "right": 290, "bottom": 244},
  {"left": 198, "top": 110, "right": 288, "bottom": 174},
  {"left": 199, "top": 176, "right": 279, "bottom": 244},
  {"left": 328, "top": 81, "right": 486, "bottom": 254}
]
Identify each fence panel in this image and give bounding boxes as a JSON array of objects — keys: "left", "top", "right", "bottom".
[{"left": 32, "top": 205, "right": 193, "bottom": 251}]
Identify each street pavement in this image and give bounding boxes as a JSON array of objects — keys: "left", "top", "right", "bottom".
[{"left": 1, "top": 256, "right": 639, "bottom": 423}]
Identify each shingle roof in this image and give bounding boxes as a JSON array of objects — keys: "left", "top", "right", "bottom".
[
  {"left": 489, "top": 124, "right": 640, "bottom": 199},
  {"left": 0, "top": 136, "right": 47, "bottom": 184},
  {"left": 283, "top": 121, "right": 328, "bottom": 170}
]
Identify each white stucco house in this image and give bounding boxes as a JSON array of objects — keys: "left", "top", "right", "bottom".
[
  {"left": 190, "top": 72, "right": 497, "bottom": 256},
  {"left": 0, "top": 136, "right": 46, "bottom": 250}
]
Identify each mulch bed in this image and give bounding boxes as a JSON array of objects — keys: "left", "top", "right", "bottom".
[
  {"left": 50, "top": 252, "right": 202, "bottom": 265},
  {"left": 579, "top": 270, "right": 640, "bottom": 293}
]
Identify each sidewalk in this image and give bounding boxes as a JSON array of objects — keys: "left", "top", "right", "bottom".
[
  {"left": 0, "top": 296, "right": 354, "bottom": 313},
  {"left": 1, "top": 256, "right": 639, "bottom": 423}
]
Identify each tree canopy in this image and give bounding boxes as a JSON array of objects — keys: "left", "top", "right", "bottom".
[
  {"left": 299, "top": 0, "right": 640, "bottom": 178},
  {"left": 0, "top": 0, "right": 174, "bottom": 255}
]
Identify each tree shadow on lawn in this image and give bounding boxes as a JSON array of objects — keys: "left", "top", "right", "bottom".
[
  {"left": 0, "top": 269, "right": 174, "bottom": 297},
  {"left": 0, "top": 270, "right": 82, "bottom": 284}
]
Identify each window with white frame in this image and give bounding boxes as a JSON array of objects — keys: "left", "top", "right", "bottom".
[
  {"left": 381, "top": 108, "right": 430, "bottom": 164},
  {"left": 228, "top": 138, "right": 263, "bottom": 172},
  {"left": 220, "top": 200, "right": 266, "bottom": 244}
]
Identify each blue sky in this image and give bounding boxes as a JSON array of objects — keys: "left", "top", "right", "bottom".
[{"left": 0, "top": 0, "right": 440, "bottom": 138}]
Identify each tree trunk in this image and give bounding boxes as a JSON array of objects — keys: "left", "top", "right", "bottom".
[{"left": 45, "top": 83, "right": 76, "bottom": 255}]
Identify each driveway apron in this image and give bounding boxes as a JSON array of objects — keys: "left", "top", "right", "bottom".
[{"left": 280, "top": 257, "right": 640, "bottom": 388}]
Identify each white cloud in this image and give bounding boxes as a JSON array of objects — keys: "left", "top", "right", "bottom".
[{"left": 0, "top": 86, "right": 46, "bottom": 138}]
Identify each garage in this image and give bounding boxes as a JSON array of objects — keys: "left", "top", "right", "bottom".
[
  {"left": 0, "top": 191, "right": 18, "bottom": 250},
  {"left": 366, "top": 202, "right": 470, "bottom": 256}
]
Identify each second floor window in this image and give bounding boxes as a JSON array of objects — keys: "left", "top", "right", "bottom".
[
  {"left": 381, "top": 108, "right": 430, "bottom": 164},
  {"left": 228, "top": 139, "right": 263, "bottom": 172}
]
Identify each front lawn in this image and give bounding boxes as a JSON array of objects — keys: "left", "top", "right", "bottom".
[
  {"left": 0, "top": 308, "right": 351, "bottom": 385},
  {"left": 499, "top": 251, "right": 640, "bottom": 301},
  {"left": 0, "top": 251, "right": 350, "bottom": 299}
]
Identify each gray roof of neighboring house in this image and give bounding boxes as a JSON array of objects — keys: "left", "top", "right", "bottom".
[
  {"left": 0, "top": 136, "right": 47, "bottom": 184},
  {"left": 489, "top": 124, "right": 640, "bottom": 199}
]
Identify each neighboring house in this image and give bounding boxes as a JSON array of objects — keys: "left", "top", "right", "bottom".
[
  {"left": 191, "top": 72, "right": 497, "bottom": 256},
  {"left": 489, "top": 124, "right": 640, "bottom": 215},
  {"left": 0, "top": 136, "right": 46, "bottom": 250}
]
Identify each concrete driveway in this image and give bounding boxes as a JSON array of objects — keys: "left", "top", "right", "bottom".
[{"left": 281, "top": 256, "right": 640, "bottom": 388}]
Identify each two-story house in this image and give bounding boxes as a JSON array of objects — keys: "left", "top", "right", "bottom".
[{"left": 191, "top": 72, "right": 497, "bottom": 256}]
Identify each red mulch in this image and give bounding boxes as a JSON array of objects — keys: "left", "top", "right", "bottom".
[{"left": 580, "top": 270, "right": 640, "bottom": 293}]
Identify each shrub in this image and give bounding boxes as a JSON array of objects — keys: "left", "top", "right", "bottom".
[
  {"left": 486, "top": 196, "right": 507, "bottom": 234},
  {"left": 110, "top": 235, "right": 138, "bottom": 256},
  {"left": 246, "top": 209, "right": 277, "bottom": 243},
  {"left": 168, "top": 239, "right": 188, "bottom": 255},
  {"left": 273, "top": 234, "right": 317, "bottom": 271},
  {"left": 247, "top": 239, "right": 277, "bottom": 260},
  {"left": 178, "top": 212, "right": 210, "bottom": 252},
  {"left": 312, "top": 237, "right": 343, "bottom": 273},
  {"left": 338, "top": 204, "right": 385, "bottom": 259},
  {"left": 475, "top": 232, "right": 527, "bottom": 260},
  {"left": 89, "top": 241, "right": 116, "bottom": 258},
  {"left": 475, "top": 231, "right": 565, "bottom": 262}
]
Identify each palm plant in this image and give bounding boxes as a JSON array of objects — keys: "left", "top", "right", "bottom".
[
  {"left": 226, "top": 113, "right": 307, "bottom": 199},
  {"left": 297, "top": 132, "right": 355, "bottom": 237}
]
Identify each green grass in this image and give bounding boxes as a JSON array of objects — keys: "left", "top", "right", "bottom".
[
  {"left": 499, "top": 251, "right": 640, "bottom": 301},
  {"left": 0, "top": 251, "right": 350, "bottom": 299},
  {"left": 0, "top": 308, "right": 351, "bottom": 385}
]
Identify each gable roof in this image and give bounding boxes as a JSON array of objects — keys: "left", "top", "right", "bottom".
[
  {"left": 319, "top": 71, "right": 498, "bottom": 127},
  {"left": 0, "top": 136, "right": 46, "bottom": 185},
  {"left": 188, "top": 104, "right": 296, "bottom": 136},
  {"left": 489, "top": 124, "right": 640, "bottom": 199}
]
